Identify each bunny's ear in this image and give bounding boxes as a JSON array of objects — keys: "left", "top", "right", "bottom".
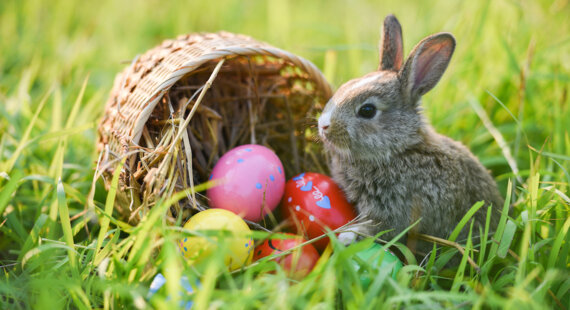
[
  {"left": 400, "top": 33, "right": 455, "bottom": 101},
  {"left": 378, "top": 14, "right": 404, "bottom": 71}
]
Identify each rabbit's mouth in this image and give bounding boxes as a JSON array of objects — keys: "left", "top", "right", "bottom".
[
  {"left": 320, "top": 132, "right": 354, "bottom": 160},
  {"left": 318, "top": 113, "right": 354, "bottom": 159}
]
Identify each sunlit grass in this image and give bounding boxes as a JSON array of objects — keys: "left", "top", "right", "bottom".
[{"left": 1, "top": 0, "right": 569, "bottom": 308}]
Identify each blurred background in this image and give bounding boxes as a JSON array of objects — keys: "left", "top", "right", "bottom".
[{"left": 1, "top": 1, "right": 568, "bottom": 182}]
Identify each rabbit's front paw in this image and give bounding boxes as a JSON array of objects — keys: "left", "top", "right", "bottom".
[{"left": 338, "top": 231, "right": 358, "bottom": 245}]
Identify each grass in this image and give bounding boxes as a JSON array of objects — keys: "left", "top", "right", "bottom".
[{"left": 1, "top": 0, "right": 569, "bottom": 308}]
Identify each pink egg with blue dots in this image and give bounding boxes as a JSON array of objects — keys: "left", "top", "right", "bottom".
[{"left": 207, "top": 144, "right": 286, "bottom": 222}]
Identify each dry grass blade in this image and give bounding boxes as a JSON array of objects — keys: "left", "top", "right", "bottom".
[{"left": 469, "top": 97, "right": 523, "bottom": 185}]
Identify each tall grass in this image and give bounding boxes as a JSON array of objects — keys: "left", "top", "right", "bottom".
[{"left": 1, "top": 0, "right": 569, "bottom": 308}]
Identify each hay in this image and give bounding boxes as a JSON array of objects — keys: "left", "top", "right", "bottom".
[{"left": 97, "top": 32, "right": 332, "bottom": 224}]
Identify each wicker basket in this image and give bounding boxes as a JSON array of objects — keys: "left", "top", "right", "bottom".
[{"left": 97, "top": 32, "right": 333, "bottom": 223}]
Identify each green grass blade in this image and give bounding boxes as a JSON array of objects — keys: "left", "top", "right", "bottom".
[
  {"left": 449, "top": 201, "right": 484, "bottom": 242},
  {"left": 57, "top": 177, "right": 77, "bottom": 269},
  {"left": 71, "top": 215, "right": 90, "bottom": 237},
  {"left": 419, "top": 243, "right": 438, "bottom": 291},
  {"left": 162, "top": 239, "right": 183, "bottom": 308},
  {"left": 5, "top": 212, "right": 28, "bottom": 244},
  {"left": 1, "top": 86, "right": 52, "bottom": 173},
  {"left": 65, "top": 75, "right": 89, "bottom": 129},
  {"left": 452, "top": 220, "right": 474, "bottom": 292},
  {"left": 47, "top": 141, "right": 65, "bottom": 236},
  {"left": 477, "top": 206, "right": 492, "bottom": 266},
  {"left": 515, "top": 223, "right": 532, "bottom": 284},
  {"left": 17, "top": 214, "right": 49, "bottom": 261},
  {"left": 94, "top": 157, "right": 125, "bottom": 264},
  {"left": 68, "top": 284, "right": 92, "bottom": 310},
  {"left": 530, "top": 150, "right": 570, "bottom": 161},
  {"left": 528, "top": 172, "right": 540, "bottom": 261},
  {"left": 89, "top": 228, "right": 120, "bottom": 274},
  {"left": 489, "top": 179, "right": 513, "bottom": 258},
  {"left": 497, "top": 220, "right": 516, "bottom": 259},
  {"left": 23, "top": 122, "right": 94, "bottom": 149},
  {"left": 0, "top": 170, "right": 22, "bottom": 216},
  {"left": 51, "top": 86, "right": 62, "bottom": 132},
  {"left": 21, "top": 243, "right": 78, "bottom": 268},
  {"left": 194, "top": 258, "right": 219, "bottom": 310},
  {"left": 556, "top": 278, "right": 570, "bottom": 301},
  {"left": 547, "top": 215, "right": 570, "bottom": 269}
]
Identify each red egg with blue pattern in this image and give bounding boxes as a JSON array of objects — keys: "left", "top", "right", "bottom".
[
  {"left": 207, "top": 144, "right": 285, "bottom": 222},
  {"left": 281, "top": 172, "right": 357, "bottom": 250}
]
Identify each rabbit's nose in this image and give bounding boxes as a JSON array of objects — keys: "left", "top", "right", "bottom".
[
  {"left": 318, "top": 111, "right": 332, "bottom": 133},
  {"left": 318, "top": 121, "right": 330, "bottom": 135}
]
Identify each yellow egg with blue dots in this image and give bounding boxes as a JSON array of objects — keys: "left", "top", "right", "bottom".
[{"left": 179, "top": 208, "right": 253, "bottom": 270}]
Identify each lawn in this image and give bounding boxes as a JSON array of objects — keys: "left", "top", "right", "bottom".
[{"left": 1, "top": 0, "right": 569, "bottom": 309}]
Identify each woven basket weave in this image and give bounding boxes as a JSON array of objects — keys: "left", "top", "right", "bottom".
[{"left": 97, "top": 32, "right": 332, "bottom": 223}]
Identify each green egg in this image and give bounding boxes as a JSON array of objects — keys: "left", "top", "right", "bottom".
[{"left": 351, "top": 243, "right": 403, "bottom": 287}]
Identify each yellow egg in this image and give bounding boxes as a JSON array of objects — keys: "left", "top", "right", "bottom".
[{"left": 179, "top": 209, "right": 253, "bottom": 270}]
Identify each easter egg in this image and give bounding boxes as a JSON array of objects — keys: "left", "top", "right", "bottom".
[
  {"left": 207, "top": 144, "right": 285, "bottom": 222},
  {"left": 351, "top": 243, "right": 402, "bottom": 287},
  {"left": 281, "top": 172, "right": 357, "bottom": 250},
  {"left": 147, "top": 273, "right": 196, "bottom": 309},
  {"left": 254, "top": 233, "right": 320, "bottom": 279},
  {"left": 179, "top": 209, "right": 253, "bottom": 270}
]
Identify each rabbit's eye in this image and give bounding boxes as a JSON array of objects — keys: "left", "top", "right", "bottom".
[{"left": 357, "top": 104, "right": 377, "bottom": 119}]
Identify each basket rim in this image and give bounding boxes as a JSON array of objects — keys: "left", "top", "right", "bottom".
[{"left": 126, "top": 32, "right": 333, "bottom": 149}]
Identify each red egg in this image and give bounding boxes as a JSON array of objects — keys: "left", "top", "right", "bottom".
[
  {"left": 254, "top": 233, "right": 320, "bottom": 279},
  {"left": 281, "top": 172, "right": 357, "bottom": 250}
]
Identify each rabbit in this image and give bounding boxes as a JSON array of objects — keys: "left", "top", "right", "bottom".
[{"left": 318, "top": 15, "right": 504, "bottom": 254}]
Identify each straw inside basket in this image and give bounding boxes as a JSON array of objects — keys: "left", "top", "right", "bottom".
[{"left": 125, "top": 55, "right": 329, "bottom": 223}]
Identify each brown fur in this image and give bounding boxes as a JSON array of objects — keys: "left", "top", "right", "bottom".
[{"left": 318, "top": 15, "right": 504, "bottom": 249}]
